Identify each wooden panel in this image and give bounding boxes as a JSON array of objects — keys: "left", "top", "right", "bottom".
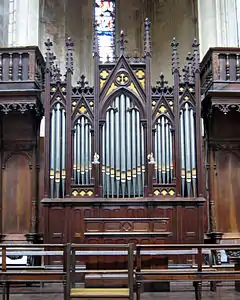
[
  {"left": 43, "top": 199, "right": 205, "bottom": 248},
  {"left": 181, "top": 206, "right": 199, "bottom": 242},
  {"left": 2, "top": 154, "right": 31, "bottom": 234},
  {"left": 215, "top": 150, "right": 240, "bottom": 233},
  {"left": 48, "top": 207, "right": 65, "bottom": 243},
  {"left": 38, "top": 137, "right": 45, "bottom": 234}
]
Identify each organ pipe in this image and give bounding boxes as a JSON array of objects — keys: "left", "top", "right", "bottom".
[
  {"left": 180, "top": 102, "right": 197, "bottom": 197},
  {"left": 49, "top": 103, "right": 66, "bottom": 198},
  {"left": 102, "top": 93, "right": 144, "bottom": 198},
  {"left": 154, "top": 116, "right": 174, "bottom": 184},
  {"left": 73, "top": 117, "right": 92, "bottom": 185}
]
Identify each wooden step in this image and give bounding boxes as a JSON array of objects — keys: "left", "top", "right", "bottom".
[{"left": 70, "top": 287, "right": 130, "bottom": 299}]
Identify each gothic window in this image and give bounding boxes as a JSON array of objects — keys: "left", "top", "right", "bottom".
[
  {"left": 8, "top": 0, "right": 16, "bottom": 46},
  {"left": 95, "top": 0, "right": 116, "bottom": 62}
]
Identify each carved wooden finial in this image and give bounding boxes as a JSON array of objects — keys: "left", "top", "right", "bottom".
[
  {"left": 117, "top": 30, "right": 128, "bottom": 56},
  {"left": 144, "top": 17, "right": 151, "bottom": 56},
  {"left": 45, "top": 38, "right": 53, "bottom": 52},
  {"left": 53, "top": 64, "right": 62, "bottom": 83},
  {"left": 93, "top": 21, "right": 99, "bottom": 57},
  {"left": 77, "top": 74, "right": 89, "bottom": 89},
  {"left": 186, "top": 52, "right": 194, "bottom": 84},
  {"left": 65, "top": 36, "right": 74, "bottom": 73},
  {"left": 192, "top": 38, "right": 200, "bottom": 73},
  {"left": 171, "top": 37, "right": 179, "bottom": 73},
  {"left": 45, "top": 38, "right": 54, "bottom": 72},
  {"left": 157, "top": 73, "right": 168, "bottom": 89}
]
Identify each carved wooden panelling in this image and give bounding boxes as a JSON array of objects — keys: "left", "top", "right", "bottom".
[
  {"left": 133, "top": 222, "right": 149, "bottom": 232},
  {"left": 84, "top": 218, "right": 170, "bottom": 234},
  {"left": 48, "top": 207, "right": 65, "bottom": 243},
  {"left": 43, "top": 200, "right": 205, "bottom": 247},
  {"left": 2, "top": 154, "right": 31, "bottom": 234},
  {"left": 153, "top": 219, "right": 169, "bottom": 232},
  {"left": 181, "top": 206, "right": 202, "bottom": 242}
]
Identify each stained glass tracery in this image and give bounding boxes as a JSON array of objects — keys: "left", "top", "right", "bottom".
[{"left": 95, "top": 0, "right": 116, "bottom": 62}]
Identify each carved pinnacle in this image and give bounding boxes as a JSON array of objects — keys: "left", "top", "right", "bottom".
[
  {"left": 192, "top": 38, "right": 200, "bottom": 73},
  {"left": 65, "top": 36, "right": 74, "bottom": 72},
  {"left": 45, "top": 38, "right": 53, "bottom": 52},
  {"left": 45, "top": 38, "right": 54, "bottom": 72},
  {"left": 93, "top": 20, "right": 99, "bottom": 57},
  {"left": 144, "top": 17, "right": 152, "bottom": 56},
  {"left": 157, "top": 73, "right": 168, "bottom": 89},
  {"left": 117, "top": 30, "right": 128, "bottom": 56},
  {"left": 77, "top": 74, "right": 89, "bottom": 89},
  {"left": 171, "top": 37, "right": 179, "bottom": 73}
]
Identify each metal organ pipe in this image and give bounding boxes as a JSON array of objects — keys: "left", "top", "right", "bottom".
[
  {"left": 115, "top": 96, "right": 120, "bottom": 197},
  {"left": 190, "top": 109, "right": 197, "bottom": 196},
  {"left": 120, "top": 94, "right": 126, "bottom": 197},
  {"left": 141, "top": 123, "right": 145, "bottom": 192},
  {"left": 110, "top": 108, "right": 115, "bottom": 197},
  {"left": 184, "top": 103, "right": 191, "bottom": 196},
  {"left": 106, "top": 110, "right": 110, "bottom": 197},
  {"left": 61, "top": 109, "right": 66, "bottom": 197},
  {"left": 180, "top": 102, "right": 197, "bottom": 197},
  {"left": 154, "top": 116, "right": 174, "bottom": 184},
  {"left": 126, "top": 96, "right": 131, "bottom": 198},
  {"left": 55, "top": 103, "right": 61, "bottom": 198},
  {"left": 77, "top": 119, "right": 81, "bottom": 183},
  {"left": 49, "top": 103, "right": 66, "bottom": 198},
  {"left": 180, "top": 110, "right": 186, "bottom": 196},
  {"left": 81, "top": 117, "right": 85, "bottom": 184},
  {"left": 50, "top": 108, "right": 55, "bottom": 198},
  {"left": 73, "top": 117, "right": 92, "bottom": 185},
  {"left": 133, "top": 109, "right": 137, "bottom": 197},
  {"left": 102, "top": 93, "right": 144, "bottom": 198}
]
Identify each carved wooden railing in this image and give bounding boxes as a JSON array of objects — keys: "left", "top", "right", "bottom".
[
  {"left": 200, "top": 47, "right": 240, "bottom": 95},
  {"left": 0, "top": 46, "right": 45, "bottom": 89}
]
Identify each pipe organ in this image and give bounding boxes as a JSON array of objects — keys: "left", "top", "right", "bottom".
[
  {"left": 43, "top": 20, "right": 204, "bottom": 202},
  {"left": 41, "top": 19, "right": 206, "bottom": 248},
  {"left": 102, "top": 94, "right": 145, "bottom": 198}
]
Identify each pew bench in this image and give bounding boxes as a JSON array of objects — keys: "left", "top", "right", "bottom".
[
  {"left": 135, "top": 244, "right": 240, "bottom": 300},
  {"left": 0, "top": 244, "right": 69, "bottom": 300},
  {"left": 68, "top": 244, "right": 134, "bottom": 300}
]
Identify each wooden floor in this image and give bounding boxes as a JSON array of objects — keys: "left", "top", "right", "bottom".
[{"left": 3, "top": 283, "right": 240, "bottom": 299}]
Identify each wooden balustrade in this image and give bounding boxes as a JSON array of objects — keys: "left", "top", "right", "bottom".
[
  {"left": 0, "top": 46, "right": 45, "bottom": 90},
  {"left": 200, "top": 47, "right": 240, "bottom": 95}
]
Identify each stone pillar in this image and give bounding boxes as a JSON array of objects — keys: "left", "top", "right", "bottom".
[
  {"left": 15, "top": 0, "right": 40, "bottom": 46},
  {"left": 198, "top": 0, "right": 240, "bottom": 59}
]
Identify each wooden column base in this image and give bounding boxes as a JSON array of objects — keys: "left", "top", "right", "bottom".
[{"left": 25, "top": 233, "right": 43, "bottom": 244}]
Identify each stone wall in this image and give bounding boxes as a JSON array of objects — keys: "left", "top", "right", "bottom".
[{"left": 39, "top": 0, "right": 197, "bottom": 85}]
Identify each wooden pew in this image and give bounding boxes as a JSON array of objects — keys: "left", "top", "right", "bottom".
[
  {"left": 0, "top": 244, "right": 69, "bottom": 300},
  {"left": 67, "top": 244, "right": 134, "bottom": 300},
  {"left": 135, "top": 244, "right": 240, "bottom": 300}
]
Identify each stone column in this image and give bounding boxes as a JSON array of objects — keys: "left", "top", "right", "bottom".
[
  {"left": 15, "top": 0, "right": 40, "bottom": 46},
  {"left": 198, "top": 0, "right": 240, "bottom": 59}
]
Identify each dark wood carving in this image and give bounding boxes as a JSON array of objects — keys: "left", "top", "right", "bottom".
[
  {"left": 0, "top": 47, "right": 44, "bottom": 243},
  {"left": 201, "top": 48, "right": 240, "bottom": 242}
]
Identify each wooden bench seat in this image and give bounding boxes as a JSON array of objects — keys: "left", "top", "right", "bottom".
[{"left": 70, "top": 287, "right": 130, "bottom": 299}]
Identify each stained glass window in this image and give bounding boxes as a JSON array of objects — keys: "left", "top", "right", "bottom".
[{"left": 95, "top": 0, "right": 116, "bottom": 62}]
